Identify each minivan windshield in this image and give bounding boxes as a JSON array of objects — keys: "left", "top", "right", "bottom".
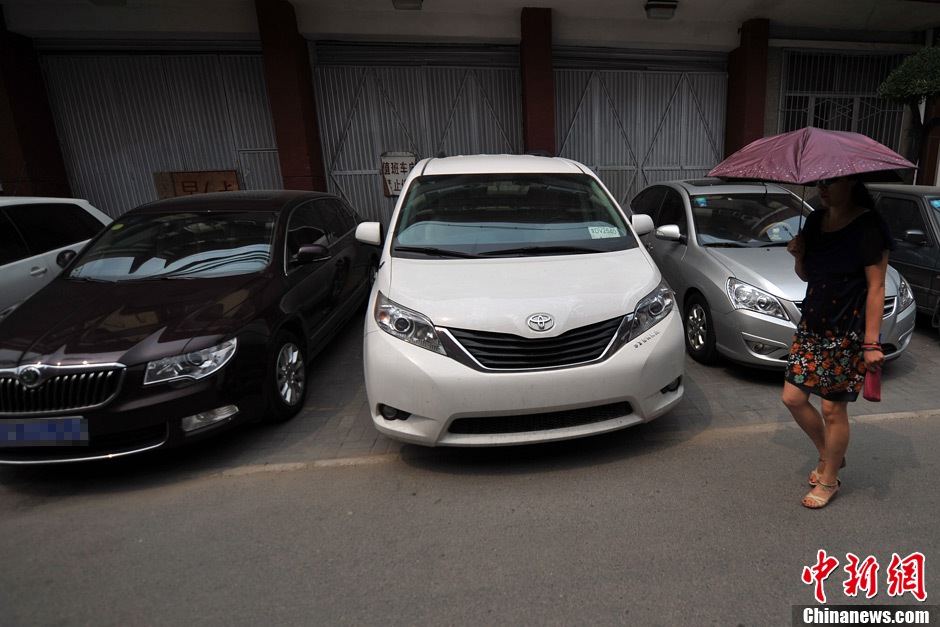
[
  {"left": 68, "top": 211, "right": 275, "bottom": 281},
  {"left": 690, "top": 193, "right": 811, "bottom": 247},
  {"left": 392, "top": 173, "right": 638, "bottom": 258}
]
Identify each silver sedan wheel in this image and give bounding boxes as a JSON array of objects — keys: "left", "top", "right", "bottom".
[
  {"left": 276, "top": 342, "right": 306, "bottom": 407},
  {"left": 686, "top": 303, "right": 709, "bottom": 352}
]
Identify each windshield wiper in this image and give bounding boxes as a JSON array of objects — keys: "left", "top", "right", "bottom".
[
  {"left": 702, "top": 242, "right": 747, "bottom": 248},
  {"left": 480, "top": 245, "right": 601, "bottom": 256},
  {"left": 760, "top": 241, "right": 791, "bottom": 247},
  {"left": 393, "top": 246, "right": 480, "bottom": 259}
]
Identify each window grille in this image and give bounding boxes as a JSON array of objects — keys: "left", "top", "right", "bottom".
[{"left": 778, "top": 50, "right": 908, "bottom": 151}]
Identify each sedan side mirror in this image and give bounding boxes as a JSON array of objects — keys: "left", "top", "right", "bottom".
[
  {"left": 356, "top": 222, "right": 383, "bottom": 246},
  {"left": 56, "top": 250, "right": 77, "bottom": 268},
  {"left": 902, "top": 229, "right": 928, "bottom": 246},
  {"left": 294, "top": 244, "right": 331, "bottom": 265},
  {"left": 654, "top": 224, "right": 687, "bottom": 244}
]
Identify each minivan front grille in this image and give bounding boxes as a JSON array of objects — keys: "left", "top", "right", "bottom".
[
  {"left": 445, "top": 316, "right": 624, "bottom": 370},
  {"left": 0, "top": 368, "right": 124, "bottom": 415},
  {"left": 449, "top": 401, "right": 634, "bottom": 434}
]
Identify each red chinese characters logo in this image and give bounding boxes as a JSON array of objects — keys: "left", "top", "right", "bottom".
[{"left": 803, "top": 551, "right": 927, "bottom": 604}]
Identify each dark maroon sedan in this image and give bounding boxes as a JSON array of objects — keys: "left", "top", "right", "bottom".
[{"left": 0, "top": 190, "right": 377, "bottom": 464}]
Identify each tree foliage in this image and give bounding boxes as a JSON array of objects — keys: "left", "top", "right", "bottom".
[{"left": 877, "top": 46, "right": 940, "bottom": 109}]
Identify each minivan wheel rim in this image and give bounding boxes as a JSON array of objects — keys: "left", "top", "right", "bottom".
[
  {"left": 276, "top": 343, "right": 305, "bottom": 406},
  {"left": 686, "top": 305, "right": 707, "bottom": 352}
]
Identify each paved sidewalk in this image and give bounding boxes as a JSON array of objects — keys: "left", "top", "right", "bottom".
[{"left": 223, "top": 314, "right": 940, "bottom": 468}]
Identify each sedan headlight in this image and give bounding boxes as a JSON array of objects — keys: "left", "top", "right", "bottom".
[
  {"left": 144, "top": 338, "right": 237, "bottom": 385},
  {"left": 375, "top": 292, "right": 446, "bottom": 355},
  {"left": 726, "top": 278, "right": 789, "bottom": 321},
  {"left": 896, "top": 273, "right": 915, "bottom": 313}
]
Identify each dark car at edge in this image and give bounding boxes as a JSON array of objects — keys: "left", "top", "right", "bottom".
[{"left": 0, "top": 190, "right": 377, "bottom": 464}]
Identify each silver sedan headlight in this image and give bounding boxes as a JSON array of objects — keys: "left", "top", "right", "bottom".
[
  {"left": 375, "top": 291, "right": 446, "bottom": 355},
  {"left": 726, "top": 278, "right": 789, "bottom": 321},
  {"left": 896, "top": 273, "right": 915, "bottom": 313},
  {"left": 144, "top": 338, "right": 238, "bottom": 385}
]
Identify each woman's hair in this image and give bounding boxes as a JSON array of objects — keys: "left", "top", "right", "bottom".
[{"left": 848, "top": 176, "right": 875, "bottom": 210}]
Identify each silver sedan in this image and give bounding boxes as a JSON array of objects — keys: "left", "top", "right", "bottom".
[{"left": 629, "top": 179, "right": 917, "bottom": 369}]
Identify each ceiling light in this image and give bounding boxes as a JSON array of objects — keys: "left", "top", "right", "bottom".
[
  {"left": 392, "top": 0, "right": 423, "bottom": 9},
  {"left": 645, "top": 0, "right": 677, "bottom": 19}
]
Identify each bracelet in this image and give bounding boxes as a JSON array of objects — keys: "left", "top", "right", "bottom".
[
  {"left": 861, "top": 347, "right": 883, "bottom": 352},
  {"left": 861, "top": 342, "right": 881, "bottom": 348}
]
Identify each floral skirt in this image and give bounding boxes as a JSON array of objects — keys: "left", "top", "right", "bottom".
[{"left": 784, "top": 326, "right": 866, "bottom": 402}]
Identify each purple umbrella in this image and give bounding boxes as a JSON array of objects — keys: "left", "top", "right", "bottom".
[{"left": 708, "top": 127, "right": 916, "bottom": 184}]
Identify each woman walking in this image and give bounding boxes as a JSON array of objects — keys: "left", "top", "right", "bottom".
[{"left": 784, "top": 175, "right": 895, "bottom": 509}]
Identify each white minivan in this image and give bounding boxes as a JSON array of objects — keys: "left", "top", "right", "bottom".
[
  {"left": 356, "top": 154, "right": 685, "bottom": 446},
  {"left": 0, "top": 197, "right": 111, "bottom": 318}
]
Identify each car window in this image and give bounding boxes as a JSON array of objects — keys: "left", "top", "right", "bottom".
[
  {"left": 392, "top": 173, "right": 639, "bottom": 257},
  {"left": 874, "top": 195, "right": 929, "bottom": 243},
  {"left": 286, "top": 202, "right": 330, "bottom": 261},
  {"left": 0, "top": 211, "right": 31, "bottom": 265},
  {"left": 67, "top": 211, "right": 274, "bottom": 280},
  {"left": 689, "top": 192, "right": 809, "bottom": 247},
  {"left": 328, "top": 199, "right": 358, "bottom": 235},
  {"left": 4, "top": 202, "right": 105, "bottom": 255},
  {"left": 315, "top": 199, "right": 355, "bottom": 241},
  {"left": 631, "top": 187, "right": 666, "bottom": 220},
  {"left": 659, "top": 189, "right": 688, "bottom": 233}
]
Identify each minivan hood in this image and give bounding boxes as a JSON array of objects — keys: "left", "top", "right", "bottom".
[
  {"left": 0, "top": 274, "right": 268, "bottom": 368},
  {"left": 706, "top": 247, "right": 899, "bottom": 299},
  {"left": 384, "top": 250, "right": 659, "bottom": 337}
]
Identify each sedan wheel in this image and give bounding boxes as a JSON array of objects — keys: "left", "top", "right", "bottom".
[
  {"left": 264, "top": 332, "right": 307, "bottom": 423},
  {"left": 684, "top": 294, "right": 718, "bottom": 364}
]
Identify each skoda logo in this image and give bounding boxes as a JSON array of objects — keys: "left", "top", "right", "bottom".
[
  {"left": 527, "top": 313, "right": 554, "bottom": 332},
  {"left": 19, "top": 366, "right": 43, "bottom": 388}
]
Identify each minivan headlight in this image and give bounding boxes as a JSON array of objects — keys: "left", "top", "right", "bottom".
[
  {"left": 375, "top": 292, "right": 446, "bottom": 355},
  {"left": 726, "top": 278, "right": 789, "bottom": 321},
  {"left": 896, "top": 273, "right": 915, "bottom": 313},
  {"left": 611, "top": 280, "right": 676, "bottom": 351},
  {"left": 145, "top": 338, "right": 237, "bottom": 385}
]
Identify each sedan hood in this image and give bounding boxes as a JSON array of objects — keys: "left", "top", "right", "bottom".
[
  {"left": 706, "top": 247, "right": 899, "bottom": 299},
  {"left": 0, "top": 274, "right": 269, "bottom": 368},
  {"left": 384, "top": 250, "right": 659, "bottom": 337}
]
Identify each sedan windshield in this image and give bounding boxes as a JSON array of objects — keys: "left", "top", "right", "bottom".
[
  {"left": 392, "top": 173, "right": 638, "bottom": 258},
  {"left": 68, "top": 211, "right": 275, "bottom": 281},
  {"left": 690, "top": 193, "right": 811, "bottom": 247}
]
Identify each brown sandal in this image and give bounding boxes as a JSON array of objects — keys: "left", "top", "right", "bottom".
[
  {"left": 803, "top": 479, "right": 841, "bottom": 509},
  {"left": 809, "top": 457, "right": 846, "bottom": 486}
]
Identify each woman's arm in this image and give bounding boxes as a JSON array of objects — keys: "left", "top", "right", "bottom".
[
  {"left": 787, "top": 233, "right": 808, "bottom": 281},
  {"left": 862, "top": 250, "right": 889, "bottom": 370}
]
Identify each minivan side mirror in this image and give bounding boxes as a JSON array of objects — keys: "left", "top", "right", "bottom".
[
  {"left": 356, "top": 222, "right": 383, "bottom": 246},
  {"left": 56, "top": 250, "right": 77, "bottom": 268},
  {"left": 631, "top": 214, "right": 654, "bottom": 236}
]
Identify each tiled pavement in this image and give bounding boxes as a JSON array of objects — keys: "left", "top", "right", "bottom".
[{"left": 224, "top": 313, "right": 940, "bottom": 467}]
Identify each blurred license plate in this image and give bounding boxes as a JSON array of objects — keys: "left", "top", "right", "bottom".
[{"left": 0, "top": 417, "right": 89, "bottom": 447}]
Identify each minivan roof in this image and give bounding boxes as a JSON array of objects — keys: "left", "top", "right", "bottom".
[{"left": 416, "top": 154, "right": 590, "bottom": 176}]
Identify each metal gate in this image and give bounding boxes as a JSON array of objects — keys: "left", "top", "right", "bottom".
[
  {"left": 555, "top": 69, "right": 727, "bottom": 207},
  {"left": 40, "top": 54, "right": 280, "bottom": 218},
  {"left": 313, "top": 64, "right": 523, "bottom": 225}
]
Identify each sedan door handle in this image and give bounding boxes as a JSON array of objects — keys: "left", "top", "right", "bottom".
[{"left": 29, "top": 266, "right": 48, "bottom": 277}]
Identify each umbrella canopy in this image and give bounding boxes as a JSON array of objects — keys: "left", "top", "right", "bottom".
[{"left": 708, "top": 127, "right": 916, "bottom": 185}]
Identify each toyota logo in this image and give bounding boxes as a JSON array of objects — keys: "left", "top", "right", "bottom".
[
  {"left": 527, "top": 313, "right": 554, "bottom": 332},
  {"left": 18, "top": 366, "right": 42, "bottom": 388}
]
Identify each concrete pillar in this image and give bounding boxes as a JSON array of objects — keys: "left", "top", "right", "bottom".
[
  {"left": 0, "top": 8, "right": 71, "bottom": 197},
  {"left": 255, "top": 0, "right": 327, "bottom": 191},
  {"left": 918, "top": 100, "right": 940, "bottom": 186},
  {"left": 723, "top": 18, "right": 769, "bottom": 157},
  {"left": 520, "top": 8, "right": 555, "bottom": 155}
]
